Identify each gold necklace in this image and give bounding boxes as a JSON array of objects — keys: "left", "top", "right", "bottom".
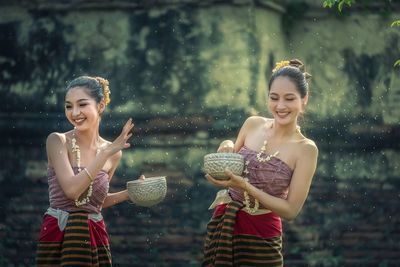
[
  {"left": 256, "top": 123, "right": 301, "bottom": 163},
  {"left": 256, "top": 140, "right": 280, "bottom": 163},
  {"left": 72, "top": 129, "right": 100, "bottom": 207}
]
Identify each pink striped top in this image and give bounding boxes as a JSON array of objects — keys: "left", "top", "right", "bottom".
[
  {"left": 47, "top": 166, "right": 110, "bottom": 213},
  {"left": 229, "top": 146, "right": 293, "bottom": 205}
]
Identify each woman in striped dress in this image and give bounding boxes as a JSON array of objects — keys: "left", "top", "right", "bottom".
[
  {"left": 36, "top": 76, "right": 136, "bottom": 266},
  {"left": 203, "top": 59, "right": 318, "bottom": 267}
]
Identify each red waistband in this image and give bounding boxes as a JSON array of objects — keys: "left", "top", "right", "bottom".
[
  {"left": 38, "top": 214, "right": 109, "bottom": 247},
  {"left": 213, "top": 203, "right": 282, "bottom": 238}
]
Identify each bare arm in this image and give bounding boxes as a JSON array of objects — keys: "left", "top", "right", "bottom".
[
  {"left": 206, "top": 141, "right": 318, "bottom": 221},
  {"left": 106, "top": 150, "right": 122, "bottom": 183},
  {"left": 47, "top": 119, "right": 134, "bottom": 201},
  {"left": 102, "top": 191, "right": 129, "bottom": 208},
  {"left": 102, "top": 151, "right": 128, "bottom": 208}
]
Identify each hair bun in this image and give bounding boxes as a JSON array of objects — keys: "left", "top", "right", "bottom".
[
  {"left": 289, "top": 59, "right": 312, "bottom": 79},
  {"left": 289, "top": 59, "right": 303, "bottom": 69},
  {"left": 95, "top": 77, "right": 111, "bottom": 106},
  {"left": 272, "top": 59, "right": 312, "bottom": 79}
]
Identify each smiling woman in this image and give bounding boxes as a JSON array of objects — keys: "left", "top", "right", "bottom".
[
  {"left": 35, "top": 76, "right": 139, "bottom": 266},
  {"left": 203, "top": 59, "right": 318, "bottom": 267}
]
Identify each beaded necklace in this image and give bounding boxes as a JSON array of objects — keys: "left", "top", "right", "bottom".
[
  {"left": 71, "top": 129, "right": 100, "bottom": 207},
  {"left": 256, "top": 140, "right": 280, "bottom": 162},
  {"left": 243, "top": 177, "right": 259, "bottom": 213}
]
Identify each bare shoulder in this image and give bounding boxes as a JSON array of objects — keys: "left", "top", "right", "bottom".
[
  {"left": 99, "top": 137, "right": 112, "bottom": 147},
  {"left": 299, "top": 138, "right": 318, "bottom": 157},
  {"left": 244, "top": 116, "right": 273, "bottom": 129},
  {"left": 46, "top": 132, "right": 67, "bottom": 146},
  {"left": 99, "top": 137, "right": 114, "bottom": 154},
  {"left": 46, "top": 132, "right": 70, "bottom": 166}
]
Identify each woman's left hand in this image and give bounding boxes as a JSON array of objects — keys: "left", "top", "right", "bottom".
[{"left": 205, "top": 169, "right": 246, "bottom": 190}]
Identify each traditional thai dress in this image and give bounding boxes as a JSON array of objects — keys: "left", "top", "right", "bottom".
[
  {"left": 203, "top": 146, "right": 293, "bottom": 267},
  {"left": 36, "top": 166, "right": 112, "bottom": 266}
]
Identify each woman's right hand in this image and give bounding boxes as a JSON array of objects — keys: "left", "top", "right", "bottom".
[
  {"left": 105, "top": 118, "right": 134, "bottom": 156},
  {"left": 217, "top": 140, "right": 234, "bottom": 153}
]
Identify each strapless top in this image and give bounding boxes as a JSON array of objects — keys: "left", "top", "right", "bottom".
[
  {"left": 229, "top": 146, "right": 293, "bottom": 204},
  {"left": 47, "top": 166, "right": 110, "bottom": 213}
]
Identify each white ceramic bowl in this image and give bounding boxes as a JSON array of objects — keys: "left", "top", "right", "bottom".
[
  {"left": 204, "top": 153, "right": 244, "bottom": 180},
  {"left": 127, "top": 176, "right": 167, "bottom": 207}
]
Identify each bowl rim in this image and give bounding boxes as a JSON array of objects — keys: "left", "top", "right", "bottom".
[
  {"left": 204, "top": 152, "right": 244, "bottom": 158},
  {"left": 127, "top": 176, "right": 166, "bottom": 185}
]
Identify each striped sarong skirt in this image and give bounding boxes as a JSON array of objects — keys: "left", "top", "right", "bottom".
[
  {"left": 36, "top": 212, "right": 112, "bottom": 266},
  {"left": 203, "top": 201, "right": 283, "bottom": 267}
]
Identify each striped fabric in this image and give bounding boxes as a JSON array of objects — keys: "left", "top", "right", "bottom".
[
  {"left": 36, "top": 212, "right": 112, "bottom": 266},
  {"left": 203, "top": 202, "right": 283, "bottom": 267}
]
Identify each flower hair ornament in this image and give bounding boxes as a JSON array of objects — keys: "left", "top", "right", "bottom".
[
  {"left": 95, "top": 77, "right": 111, "bottom": 106},
  {"left": 272, "top": 60, "right": 290, "bottom": 73}
]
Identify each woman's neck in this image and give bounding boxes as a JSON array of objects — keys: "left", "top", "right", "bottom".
[
  {"left": 271, "top": 120, "right": 299, "bottom": 140},
  {"left": 74, "top": 128, "right": 100, "bottom": 149}
]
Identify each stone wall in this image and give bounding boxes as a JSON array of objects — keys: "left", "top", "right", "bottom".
[
  {"left": 290, "top": 11, "right": 400, "bottom": 123},
  {"left": 1, "top": 1, "right": 399, "bottom": 123},
  {"left": 0, "top": 1, "right": 285, "bottom": 115}
]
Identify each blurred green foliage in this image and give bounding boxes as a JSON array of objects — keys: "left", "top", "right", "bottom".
[{"left": 323, "top": 0, "right": 355, "bottom": 11}]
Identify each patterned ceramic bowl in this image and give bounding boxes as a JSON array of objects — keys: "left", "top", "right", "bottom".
[
  {"left": 127, "top": 176, "right": 167, "bottom": 207},
  {"left": 204, "top": 153, "right": 244, "bottom": 180}
]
